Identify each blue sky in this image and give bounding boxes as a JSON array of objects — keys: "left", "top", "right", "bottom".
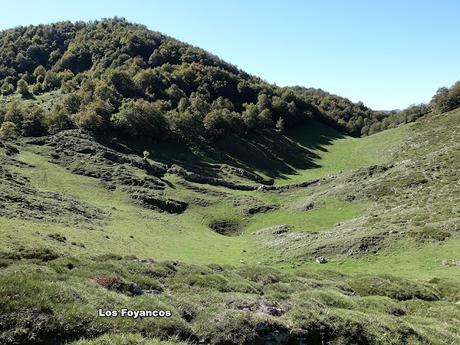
[{"left": 1, "top": 0, "right": 459, "bottom": 109}]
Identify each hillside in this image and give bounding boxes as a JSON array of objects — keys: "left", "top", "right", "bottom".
[
  {"left": 1, "top": 18, "right": 458, "bottom": 141},
  {"left": 0, "top": 18, "right": 415, "bottom": 142},
  {"left": 0, "top": 19, "right": 459, "bottom": 345},
  {"left": 1, "top": 103, "right": 459, "bottom": 344}
]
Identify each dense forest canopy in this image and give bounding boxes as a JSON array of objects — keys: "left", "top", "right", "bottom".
[{"left": 0, "top": 18, "right": 458, "bottom": 141}]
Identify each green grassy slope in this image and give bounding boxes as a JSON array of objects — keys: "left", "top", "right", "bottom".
[
  {"left": 0, "top": 119, "right": 358, "bottom": 263},
  {"left": 0, "top": 109, "right": 459, "bottom": 344},
  {"left": 0, "top": 118, "right": 399, "bottom": 265},
  {"left": 275, "top": 121, "right": 408, "bottom": 183}
]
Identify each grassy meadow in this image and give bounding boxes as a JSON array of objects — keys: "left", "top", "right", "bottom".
[{"left": 0, "top": 109, "right": 459, "bottom": 344}]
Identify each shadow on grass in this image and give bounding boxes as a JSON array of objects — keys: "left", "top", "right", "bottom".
[
  {"left": 210, "top": 120, "right": 344, "bottom": 179},
  {"left": 117, "top": 119, "right": 345, "bottom": 180}
]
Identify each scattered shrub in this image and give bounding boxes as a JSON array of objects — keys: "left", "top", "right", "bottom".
[
  {"left": 1, "top": 82, "right": 14, "bottom": 95},
  {"left": 17, "top": 79, "right": 30, "bottom": 97},
  {"left": 0, "top": 121, "right": 17, "bottom": 138}
]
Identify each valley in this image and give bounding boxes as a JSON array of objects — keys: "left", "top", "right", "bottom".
[
  {"left": 1, "top": 105, "right": 459, "bottom": 345},
  {"left": 0, "top": 18, "right": 459, "bottom": 345}
]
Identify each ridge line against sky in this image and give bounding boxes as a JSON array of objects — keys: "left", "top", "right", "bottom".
[{"left": 1, "top": 0, "right": 459, "bottom": 110}]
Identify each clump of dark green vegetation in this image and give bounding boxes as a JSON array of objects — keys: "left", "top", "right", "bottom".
[{"left": 0, "top": 18, "right": 459, "bottom": 345}]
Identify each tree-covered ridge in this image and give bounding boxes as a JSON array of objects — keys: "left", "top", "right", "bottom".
[
  {"left": 285, "top": 86, "right": 456, "bottom": 136},
  {"left": 0, "top": 18, "right": 320, "bottom": 141},
  {"left": 285, "top": 86, "right": 381, "bottom": 135},
  {"left": 0, "top": 18, "right": 458, "bottom": 141}
]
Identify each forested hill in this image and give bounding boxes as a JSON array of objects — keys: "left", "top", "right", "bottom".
[{"left": 0, "top": 18, "right": 458, "bottom": 141}]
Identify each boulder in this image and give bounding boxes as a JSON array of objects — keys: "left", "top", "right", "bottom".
[{"left": 315, "top": 256, "right": 328, "bottom": 264}]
